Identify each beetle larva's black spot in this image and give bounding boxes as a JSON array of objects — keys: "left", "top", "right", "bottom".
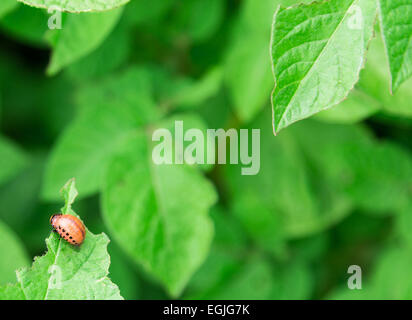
[
  {"left": 62, "top": 229, "right": 65, "bottom": 232},
  {"left": 69, "top": 236, "right": 72, "bottom": 239},
  {"left": 66, "top": 233, "right": 69, "bottom": 236}
]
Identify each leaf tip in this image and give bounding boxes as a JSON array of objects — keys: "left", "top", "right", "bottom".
[
  {"left": 46, "top": 63, "right": 59, "bottom": 77},
  {"left": 60, "top": 178, "right": 78, "bottom": 210}
]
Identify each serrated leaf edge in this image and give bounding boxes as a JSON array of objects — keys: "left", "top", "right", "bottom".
[
  {"left": 16, "top": 0, "right": 130, "bottom": 13},
  {"left": 270, "top": 0, "right": 378, "bottom": 135}
]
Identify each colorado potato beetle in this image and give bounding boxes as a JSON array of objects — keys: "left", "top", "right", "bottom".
[{"left": 50, "top": 214, "right": 86, "bottom": 246}]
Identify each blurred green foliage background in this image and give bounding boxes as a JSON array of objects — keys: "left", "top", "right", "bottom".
[{"left": 0, "top": 0, "right": 412, "bottom": 300}]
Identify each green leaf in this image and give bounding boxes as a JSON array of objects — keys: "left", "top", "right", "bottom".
[
  {"left": 225, "top": 112, "right": 352, "bottom": 241},
  {"left": 152, "top": 113, "right": 215, "bottom": 172},
  {"left": 60, "top": 178, "right": 78, "bottom": 211},
  {"left": 291, "top": 233, "right": 329, "bottom": 263},
  {"left": 332, "top": 245, "right": 412, "bottom": 299},
  {"left": 0, "top": 0, "right": 18, "bottom": 19},
  {"left": 395, "top": 202, "right": 412, "bottom": 247},
  {"left": 0, "top": 135, "right": 27, "bottom": 186},
  {"left": 174, "top": 0, "right": 224, "bottom": 43},
  {"left": 139, "top": 66, "right": 223, "bottom": 113},
  {"left": 291, "top": 120, "right": 412, "bottom": 213},
  {"left": 209, "top": 206, "right": 247, "bottom": 253},
  {"left": 170, "top": 67, "right": 223, "bottom": 110},
  {"left": 0, "top": 179, "right": 123, "bottom": 300},
  {"left": 357, "top": 34, "right": 412, "bottom": 117},
  {"left": 316, "top": 32, "right": 412, "bottom": 122},
  {"left": 0, "top": 155, "right": 47, "bottom": 252},
  {"left": 270, "top": 0, "right": 377, "bottom": 133},
  {"left": 0, "top": 220, "right": 30, "bottom": 285},
  {"left": 270, "top": 261, "right": 313, "bottom": 300},
  {"left": 124, "top": 0, "right": 172, "bottom": 26},
  {"left": 225, "top": 32, "right": 273, "bottom": 122},
  {"left": 205, "top": 257, "right": 275, "bottom": 300},
  {"left": 102, "top": 129, "right": 217, "bottom": 297},
  {"left": 0, "top": 5, "right": 49, "bottom": 47},
  {"left": 0, "top": 232, "right": 123, "bottom": 300},
  {"left": 315, "top": 89, "right": 381, "bottom": 124},
  {"left": 230, "top": 188, "right": 286, "bottom": 256},
  {"left": 17, "top": 0, "right": 129, "bottom": 12},
  {"left": 42, "top": 68, "right": 159, "bottom": 201},
  {"left": 65, "top": 22, "right": 130, "bottom": 81},
  {"left": 186, "top": 206, "right": 314, "bottom": 300},
  {"left": 366, "top": 246, "right": 412, "bottom": 299},
  {"left": 0, "top": 158, "right": 42, "bottom": 227},
  {"left": 185, "top": 208, "right": 276, "bottom": 300},
  {"left": 108, "top": 243, "right": 140, "bottom": 300},
  {"left": 186, "top": 252, "right": 275, "bottom": 300},
  {"left": 379, "top": 0, "right": 412, "bottom": 92},
  {"left": 225, "top": 0, "right": 279, "bottom": 122},
  {"left": 47, "top": 8, "right": 123, "bottom": 75}
]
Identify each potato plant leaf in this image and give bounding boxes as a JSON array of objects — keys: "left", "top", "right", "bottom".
[
  {"left": 65, "top": 22, "right": 130, "bottom": 81},
  {"left": 0, "top": 179, "right": 123, "bottom": 300},
  {"left": 0, "top": 220, "right": 30, "bottom": 285},
  {"left": 315, "top": 89, "right": 381, "bottom": 124},
  {"left": 47, "top": 8, "right": 123, "bottom": 75},
  {"left": 42, "top": 68, "right": 160, "bottom": 201},
  {"left": 355, "top": 34, "right": 412, "bottom": 117},
  {"left": 102, "top": 129, "right": 217, "bottom": 297},
  {"left": 17, "top": 0, "right": 129, "bottom": 13},
  {"left": 225, "top": 113, "right": 352, "bottom": 242},
  {"left": 0, "top": 5, "right": 49, "bottom": 47},
  {"left": 225, "top": 0, "right": 278, "bottom": 122},
  {"left": 185, "top": 209, "right": 313, "bottom": 299},
  {"left": 0, "top": 135, "right": 27, "bottom": 186},
  {"left": 188, "top": 253, "right": 276, "bottom": 300},
  {"left": 290, "top": 120, "right": 412, "bottom": 213},
  {"left": 331, "top": 245, "right": 412, "bottom": 299},
  {"left": 270, "top": 0, "right": 377, "bottom": 133},
  {"left": 175, "top": 0, "right": 224, "bottom": 43},
  {"left": 0, "top": 0, "right": 18, "bottom": 19},
  {"left": 379, "top": 0, "right": 412, "bottom": 92},
  {"left": 171, "top": 67, "right": 223, "bottom": 110}
]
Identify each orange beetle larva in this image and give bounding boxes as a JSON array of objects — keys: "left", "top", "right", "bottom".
[{"left": 50, "top": 214, "right": 86, "bottom": 246}]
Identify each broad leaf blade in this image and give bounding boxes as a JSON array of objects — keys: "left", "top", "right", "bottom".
[
  {"left": 315, "top": 89, "right": 381, "bottom": 124},
  {"left": 0, "top": 179, "right": 123, "bottom": 300},
  {"left": 42, "top": 68, "right": 159, "bottom": 201},
  {"left": 102, "top": 130, "right": 217, "bottom": 297},
  {"left": 60, "top": 178, "right": 78, "bottom": 211},
  {"left": 290, "top": 120, "right": 412, "bottom": 213},
  {"left": 17, "top": 0, "right": 129, "bottom": 12},
  {"left": 225, "top": 111, "right": 352, "bottom": 242},
  {"left": 185, "top": 209, "right": 313, "bottom": 300},
  {"left": 65, "top": 23, "right": 130, "bottom": 81},
  {"left": 47, "top": 8, "right": 123, "bottom": 75},
  {"left": 225, "top": 0, "right": 279, "bottom": 122},
  {"left": 11, "top": 232, "right": 122, "bottom": 300},
  {"left": 0, "top": 220, "right": 30, "bottom": 285},
  {"left": 331, "top": 245, "right": 412, "bottom": 299},
  {"left": 379, "top": 0, "right": 412, "bottom": 92},
  {"left": 225, "top": 32, "right": 273, "bottom": 122},
  {"left": 0, "top": 135, "right": 27, "bottom": 186},
  {"left": 0, "top": 0, "right": 18, "bottom": 19},
  {"left": 171, "top": 67, "right": 223, "bottom": 110},
  {"left": 174, "top": 0, "right": 224, "bottom": 43},
  {"left": 356, "top": 34, "right": 412, "bottom": 117},
  {"left": 271, "top": 0, "right": 376, "bottom": 133},
  {"left": 0, "top": 5, "right": 49, "bottom": 47}
]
